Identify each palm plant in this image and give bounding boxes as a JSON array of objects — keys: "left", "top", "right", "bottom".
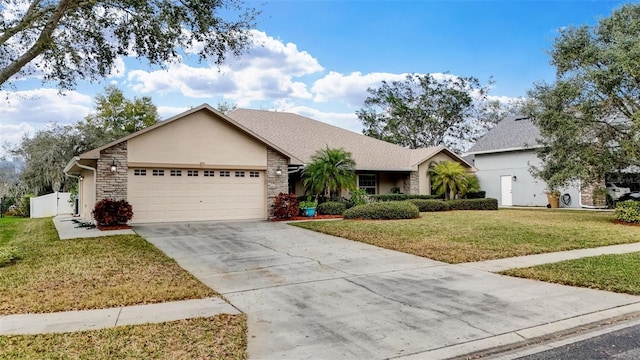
[
  {"left": 302, "top": 147, "right": 357, "bottom": 199},
  {"left": 429, "top": 160, "right": 469, "bottom": 200}
]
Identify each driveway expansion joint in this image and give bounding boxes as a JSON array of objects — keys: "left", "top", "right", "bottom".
[
  {"left": 113, "top": 307, "right": 123, "bottom": 327},
  {"left": 234, "top": 237, "right": 353, "bottom": 276}
]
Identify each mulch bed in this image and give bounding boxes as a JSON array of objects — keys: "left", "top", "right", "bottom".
[
  {"left": 272, "top": 215, "right": 343, "bottom": 222},
  {"left": 97, "top": 224, "right": 132, "bottom": 231}
]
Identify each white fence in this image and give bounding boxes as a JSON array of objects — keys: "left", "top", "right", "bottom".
[{"left": 30, "top": 192, "right": 74, "bottom": 218}]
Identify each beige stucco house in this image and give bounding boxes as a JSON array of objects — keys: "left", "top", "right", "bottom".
[{"left": 64, "top": 104, "right": 474, "bottom": 223}]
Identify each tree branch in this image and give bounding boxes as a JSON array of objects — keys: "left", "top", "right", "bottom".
[{"left": 0, "top": 0, "right": 75, "bottom": 85}]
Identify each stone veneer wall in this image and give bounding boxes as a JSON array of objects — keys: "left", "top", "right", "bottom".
[
  {"left": 96, "top": 142, "right": 128, "bottom": 201},
  {"left": 267, "top": 148, "right": 289, "bottom": 217},
  {"left": 403, "top": 171, "right": 419, "bottom": 195},
  {"left": 581, "top": 179, "right": 605, "bottom": 207}
]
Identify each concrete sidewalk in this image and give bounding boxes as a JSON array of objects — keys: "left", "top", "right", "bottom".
[
  {"left": 460, "top": 242, "right": 640, "bottom": 272},
  {"left": 53, "top": 214, "right": 135, "bottom": 240},
  {"left": 0, "top": 298, "right": 239, "bottom": 335}
]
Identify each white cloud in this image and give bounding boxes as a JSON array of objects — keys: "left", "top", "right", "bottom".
[
  {"left": 128, "top": 30, "right": 323, "bottom": 106},
  {"left": 108, "top": 57, "right": 126, "bottom": 78},
  {"left": 311, "top": 71, "right": 409, "bottom": 106},
  {"left": 157, "top": 105, "right": 192, "bottom": 119},
  {"left": 271, "top": 99, "right": 362, "bottom": 133},
  {"left": 0, "top": 89, "right": 92, "bottom": 126},
  {"left": 0, "top": 122, "right": 35, "bottom": 155},
  {"left": 0, "top": 89, "right": 92, "bottom": 154},
  {"left": 311, "top": 71, "right": 469, "bottom": 107}
]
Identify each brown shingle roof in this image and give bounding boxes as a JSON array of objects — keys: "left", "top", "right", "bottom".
[{"left": 228, "top": 109, "right": 468, "bottom": 171}]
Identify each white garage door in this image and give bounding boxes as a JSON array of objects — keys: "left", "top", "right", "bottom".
[{"left": 128, "top": 168, "right": 266, "bottom": 223}]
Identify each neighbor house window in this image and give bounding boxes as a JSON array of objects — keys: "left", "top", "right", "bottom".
[
  {"left": 134, "top": 169, "right": 146, "bottom": 176},
  {"left": 358, "top": 174, "right": 377, "bottom": 195},
  {"left": 187, "top": 170, "right": 198, "bottom": 177},
  {"left": 152, "top": 169, "right": 164, "bottom": 176},
  {"left": 249, "top": 171, "right": 260, "bottom": 178},
  {"left": 170, "top": 170, "right": 182, "bottom": 177},
  {"left": 219, "top": 171, "right": 230, "bottom": 177},
  {"left": 235, "top": 171, "right": 245, "bottom": 177},
  {"left": 203, "top": 170, "right": 214, "bottom": 177}
]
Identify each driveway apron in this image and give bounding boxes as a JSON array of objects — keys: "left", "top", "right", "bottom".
[{"left": 134, "top": 221, "right": 640, "bottom": 360}]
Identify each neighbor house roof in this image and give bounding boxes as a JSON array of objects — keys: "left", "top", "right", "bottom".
[
  {"left": 227, "top": 108, "right": 473, "bottom": 171},
  {"left": 466, "top": 115, "right": 542, "bottom": 155}
]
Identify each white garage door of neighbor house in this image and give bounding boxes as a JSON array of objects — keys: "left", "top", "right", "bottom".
[{"left": 128, "top": 168, "right": 265, "bottom": 223}]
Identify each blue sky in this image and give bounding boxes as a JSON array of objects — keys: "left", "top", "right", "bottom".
[{"left": 0, "top": 0, "right": 632, "bottom": 155}]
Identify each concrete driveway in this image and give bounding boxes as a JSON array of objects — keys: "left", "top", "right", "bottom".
[{"left": 134, "top": 221, "right": 640, "bottom": 359}]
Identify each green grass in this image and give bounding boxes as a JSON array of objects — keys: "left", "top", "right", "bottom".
[
  {"left": 0, "top": 218, "right": 217, "bottom": 314},
  {"left": 293, "top": 209, "right": 640, "bottom": 263},
  {"left": 0, "top": 314, "right": 247, "bottom": 360},
  {"left": 500, "top": 253, "right": 640, "bottom": 295},
  {"left": 0, "top": 217, "right": 26, "bottom": 246}
]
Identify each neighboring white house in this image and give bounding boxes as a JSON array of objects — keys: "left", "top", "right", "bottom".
[{"left": 466, "top": 115, "right": 583, "bottom": 208}]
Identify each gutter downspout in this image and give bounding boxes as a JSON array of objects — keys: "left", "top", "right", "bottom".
[
  {"left": 577, "top": 180, "right": 599, "bottom": 209},
  {"left": 64, "top": 159, "right": 97, "bottom": 219}
]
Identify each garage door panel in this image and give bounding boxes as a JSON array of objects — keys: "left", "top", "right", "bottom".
[{"left": 128, "top": 169, "right": 266, "bottom": 223}]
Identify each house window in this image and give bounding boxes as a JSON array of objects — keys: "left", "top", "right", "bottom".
[
  {"left": 249, "top": 171, "right": 260, "bottom": 178},
  {"left": 170, "top": 170, "right": 182, "bottom": 177},
  {"left": 187, "top": 170, "right": 198, "bottom": 177},
  {"left": 203, "top": 170, "right": 214, "bottom": 177},
  {"left": 219, "top": 171, "right": 230, "bottom": 177},
  {"left": 152, "top": 169, "right": 164, "bottom": 176},
  {"left": 134, "top": 169, "right": 146, "bottom": 176},
  {"left": 235, "top": 171, "right": 245, "bottom": 177},
  {"left": 358, "top": 174, "right": 377, "bottom": 195}
]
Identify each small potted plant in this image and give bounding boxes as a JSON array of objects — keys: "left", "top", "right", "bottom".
[
  {"left": 592, "top": 187, "right": 608, "bottom": 208},
  {"left": 299, "top": 195, "right": 318, "bottom": 217},
  {"left": 545, "top": 189, "right": 561, "bottom": 208}
]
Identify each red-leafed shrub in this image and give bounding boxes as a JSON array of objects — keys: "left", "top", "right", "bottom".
[
  {"left": 272, "top": 193, "right": 299, "bottom": 219},
  {"left": 92, "top": 198, "right": 133, "bottom": 226}
]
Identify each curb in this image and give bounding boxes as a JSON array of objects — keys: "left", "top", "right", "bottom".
[{"left": 393, "top": 302, "right": 640, "bottom": 359}]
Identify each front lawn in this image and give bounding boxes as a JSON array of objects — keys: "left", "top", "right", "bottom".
[
  {"left": 0, "top": 314, "right": 247, "bottom": 360},
  {"left": 0, "top": 218, "right": 217, "bottom": 314},
  {"left": 500, "top": 253, "right": 640, "bottom": 295},
  {"left": 293, "top": 209, "right": 640, "bottom": 263}
]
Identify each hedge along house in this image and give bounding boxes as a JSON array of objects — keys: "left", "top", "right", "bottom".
[{"left": 64, "top": 104, "right": 474, "bottom": 224}]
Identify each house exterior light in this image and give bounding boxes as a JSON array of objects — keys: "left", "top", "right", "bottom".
[
  {"left": 275, "top": 166, "right": 283, "bottom": 177},
  {"left": 110, "top": 159, "right": 117, "bottom": 174}
]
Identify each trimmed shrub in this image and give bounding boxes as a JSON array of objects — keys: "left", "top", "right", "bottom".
[
  {"left": 317, "top": 201, "right": 347, "bottom": 215},
  {"left": 350, "top": 188, "right": 368, "bottom": 206},
  {"left": 344, "top": 201, "right": 420, "bottom": 220},
  {"left": 272, "top": 193, "right": 299, "bottom": 219},
  {"left": 615, "top": 200, "right": 640, "bottom": 223},
  {"left": 369, "top": 194, "right": 442, "bottom": 202},
  {"left": 464, "top": 191, "right": 486, "bottom": 199},
  {"left": 447, "top": 198, "right": 498, "bottom": 210},
  {"left": 406, "top": 199, "right": 450, "bottom": 212},
  {"left": 92, "top": 198, "right": 134, "bottom": 226}
]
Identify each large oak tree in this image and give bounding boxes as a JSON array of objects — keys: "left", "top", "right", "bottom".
[
  {"left": 0, "top": 0, "right": 259, "bottom": 89},
  {"left": 527, "top": 3, "right": 640, "bottom": 189},
  {"left": 356, "top": 73, "right": 505, "bottom": 152}
]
